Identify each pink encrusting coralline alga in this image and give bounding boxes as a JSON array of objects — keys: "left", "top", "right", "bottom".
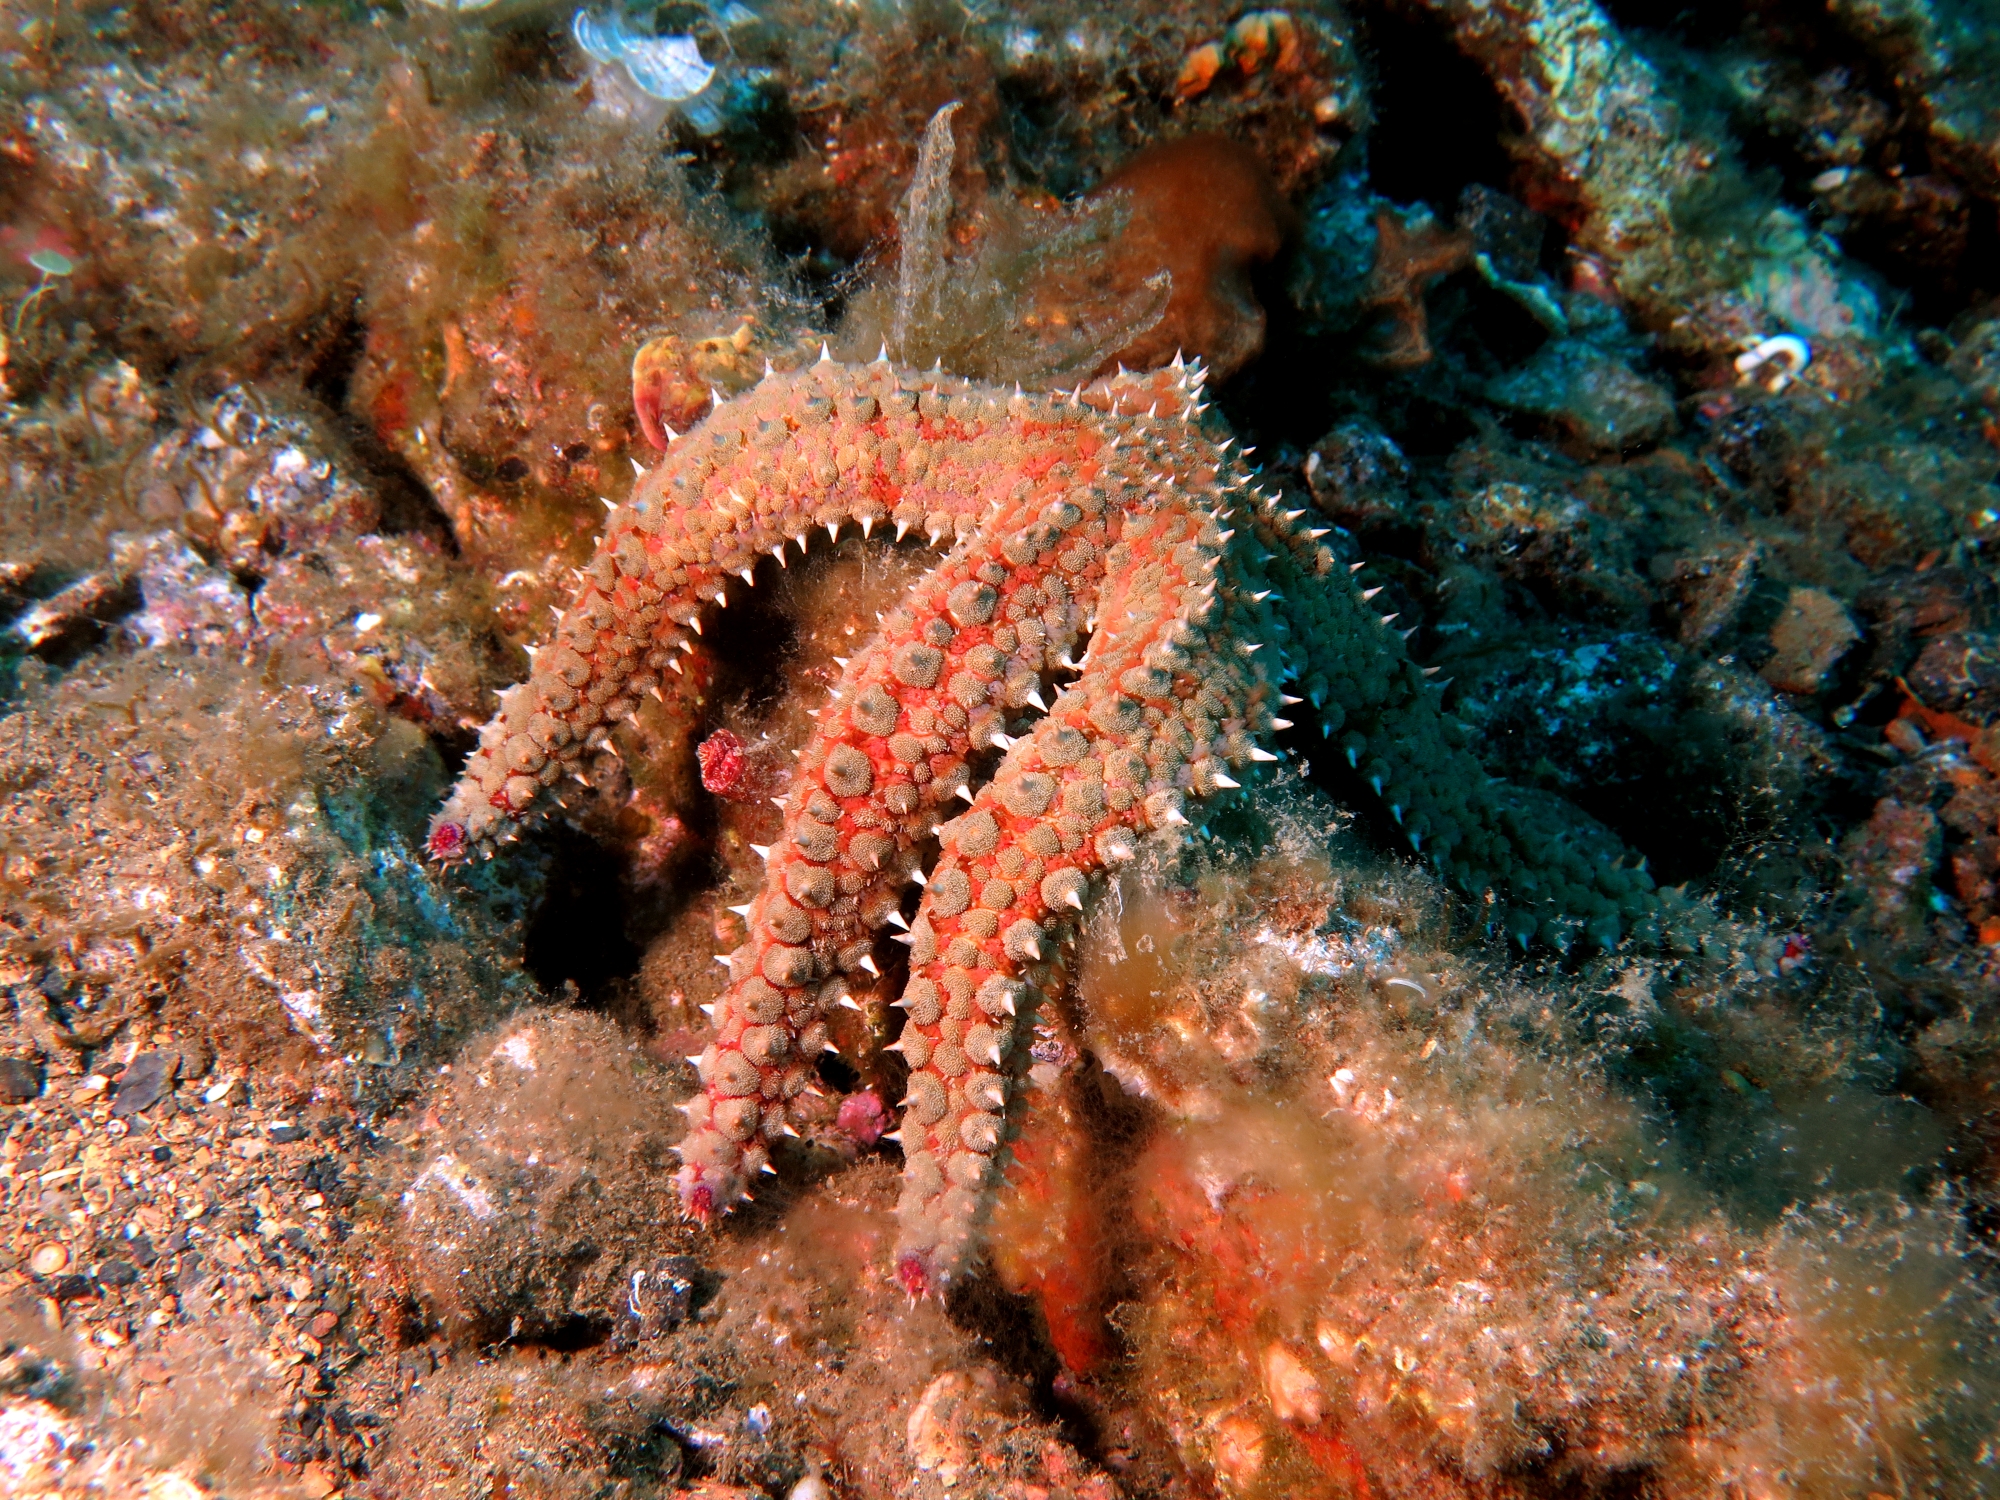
[{"left": 430, "top": 352, "right": 1661, "bottom": 1293}]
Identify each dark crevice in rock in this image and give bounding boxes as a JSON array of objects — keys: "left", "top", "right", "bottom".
[
  {"left": 522, "top": 826, "right": 645, "bottom": 1003},
  {"left": 519, "top": 1314, "right": 613, "bottom": 1354},
  {"left": 1354, "top": 6, "right": 1518, "bottom": 220},
  {"left": 700, "top": 552, "right": 813, "bottom": 723},
  {"left": 303, "top": 306, "right": 462, "bottom": 549},
  {"left": 933, "top": 1043, "right": 1153, "bottom": 1468}
]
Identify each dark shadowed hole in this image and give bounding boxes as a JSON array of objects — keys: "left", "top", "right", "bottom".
[
  {"left": 427, "top": 721, "right": 478, "bottom": 787},
  {"left": 1217, "top": 255, "right": 1345, "bottom": 450},
  {"left": 526, "top": 1315, "right": 612, "bottom": 1353},
  {"left": 702, "top": 554, "right": 810, "bottom": 720},
  {"left": 1440, "top": 274, "right": 1561, "bottom": 372},
  {"left": 1227, "top": 271, "right": 1490, "bottom": 461},
  {"left": 1356, "top": 7, "right": 1518, "bottom": 219},
  {"left": 302, "top": 308, "right": 460, "bottom": 547},
  {"left": 943, "top": 1274, "right": 1111, "bottom": 1467},
  {"left": 815, "top": 1050, "right": 861, "bottom": 1094},
  {"left": 943, "top": 1275, "right": 1061, "bottom": 1397},
  {"left": 522, "top": 826, "right": 643, "bottom": 1001}
]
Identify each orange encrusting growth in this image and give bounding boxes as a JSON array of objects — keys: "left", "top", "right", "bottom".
[
  {"left": 1091, "top": 134, "right": 1292, "bottom": 381},
  {"left": 985, "top": 1078, "right": 1118, "bottom": 1374}
]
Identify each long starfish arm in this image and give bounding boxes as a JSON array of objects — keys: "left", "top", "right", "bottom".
[
  {"left": 1240, "top": 493, "right": 1654, "bottom": 938},
  {"left": 674, "top": 430, "right": 1130, "bottom": 1218},
  {"left": 889, "top": 495, "right": 1279, "bottom": 1293},
  {"left": 431, "top": 362, "right": 1068, "bottom": 855}
]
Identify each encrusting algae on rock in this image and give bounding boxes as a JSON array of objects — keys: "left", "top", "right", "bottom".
[{"left": 1037, "top": 797, "right": 2000, "bottom": 1497}]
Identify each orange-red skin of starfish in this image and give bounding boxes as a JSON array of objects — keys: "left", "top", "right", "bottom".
[
  {"left": 430, "top": 356, "right": 1263, "bottom": 1287},
  {"left": 434, "top": 350, "right": 1652, "bottom": 1291}
]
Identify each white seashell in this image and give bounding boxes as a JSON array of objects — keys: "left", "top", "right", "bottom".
[
  {"left": 1733, "top": 334, "right": 1811, "bottom": 393},
  {"left": 572, "top": 11, "right": 716, "bottom": 102}
]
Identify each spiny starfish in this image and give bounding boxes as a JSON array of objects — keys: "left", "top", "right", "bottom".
[{"left": 430, "top": 352, "right": 1655, "bottom": 1292}]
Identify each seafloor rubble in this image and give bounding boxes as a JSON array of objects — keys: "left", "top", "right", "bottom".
[{"left": 1, "top": 0, "right": 1999, "bottom": 1496}]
